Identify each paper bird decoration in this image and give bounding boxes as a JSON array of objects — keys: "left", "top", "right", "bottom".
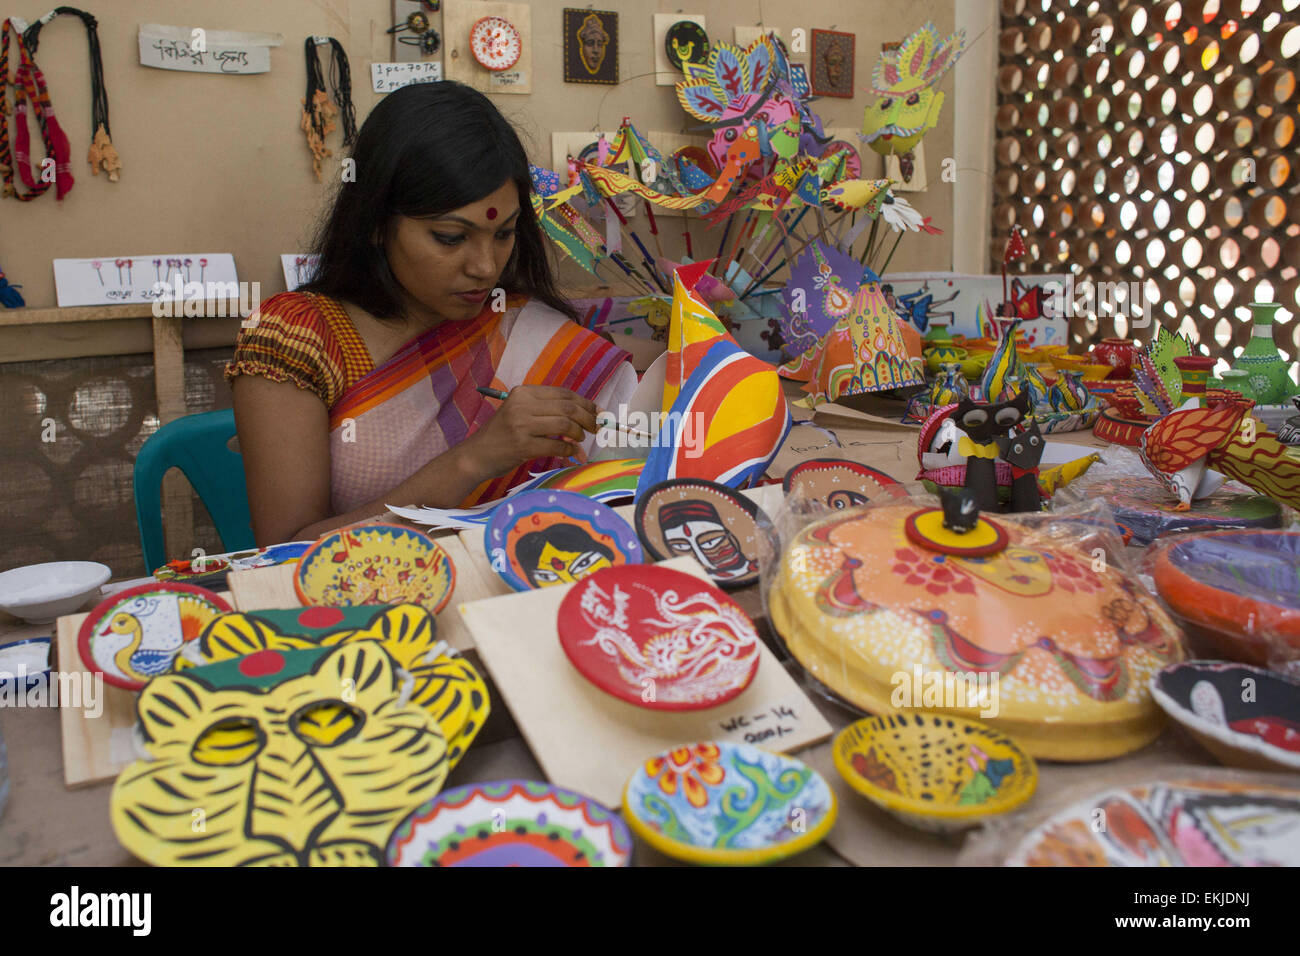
[
  {"left": 1140, "top": 399, "right": 1300, "bottom": 510},
  {"left": 779, "top": 266, "right": 925, "bottom": 409},
  {"left": 862, "top": 22, "right": 966, "bottom": 157},
  {"left": 637, "top": 261, "right": 791, "bottom": 493}
]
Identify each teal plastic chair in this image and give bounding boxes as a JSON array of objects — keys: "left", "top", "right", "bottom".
[{"left": 133, "top": 408, "right": 254, "bottom": 572}]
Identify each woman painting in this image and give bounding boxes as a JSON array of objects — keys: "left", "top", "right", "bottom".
[{"left": 228, "top": 82, "right": 636, "bottom": 544}]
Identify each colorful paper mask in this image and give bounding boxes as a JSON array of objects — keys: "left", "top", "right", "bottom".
[
  {"left": 783, "top": 458, "right": 906, "bottom": 511},
  {"left": 637, "top": 262, "right": 790, "bottom": 493},
  {"left": 78, "top": 583, "right": 232, "bottom": 691},
  {"left": 485, "top": 489, "right": 643, "bottom": 591},
  {"left": 111, "top": 642, "right": 450, "bottom": 866},
  {"left": 862, "top": 22, "right": 965, "bottom": 156},
  {"left": 778, "top": 267, "right": 925, "bottom": 409},
  {"left": 182, "top": 604, "right": 488, "bottom": 767}
]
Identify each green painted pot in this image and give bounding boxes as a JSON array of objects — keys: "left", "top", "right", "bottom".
[{"left": 1230, "top": 302, "right": 1300, "bottom": 405}]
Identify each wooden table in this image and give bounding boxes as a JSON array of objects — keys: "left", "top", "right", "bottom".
[{"left": 0, "top": 411, "right": 1218, "bottom": 867}]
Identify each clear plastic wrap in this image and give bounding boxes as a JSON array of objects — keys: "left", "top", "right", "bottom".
[
  {"left": 1141, "top": 527, "right": 1300, "bottom": 675},
  {"left": 958, "top": 764, "right": 1300, "bottom": 866},
  {"left": 760, "top": 493, "right": 1187, "bottom": 762}
]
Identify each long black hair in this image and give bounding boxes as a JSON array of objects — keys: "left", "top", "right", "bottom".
[{"left": 300, "top": 81, "right": 575, "bottom": 320}]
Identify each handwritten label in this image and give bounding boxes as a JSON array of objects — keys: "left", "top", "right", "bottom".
[
  {"left": 138, "top": 24, "right": 280, "bottom": 74},
  {"left": 717, "top": 701, "right": 802, "bottom": 746},
  {"left": 52, "top": 254, "right": 240, "bottom": 308},
  {"left": 371, "top": 61, "right": 443, "bottom": 93},
  {"left": 488, "top": 69, "right": 526, "bottom": 89}
]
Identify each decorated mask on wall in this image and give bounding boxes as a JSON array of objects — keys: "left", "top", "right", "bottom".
[{"left": 862, "top": 22, "right": 965, "bottom": 157}]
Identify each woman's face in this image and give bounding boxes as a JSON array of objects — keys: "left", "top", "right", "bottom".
[{"left": 383, "top": 179, "right": 521, "bottom": 323}]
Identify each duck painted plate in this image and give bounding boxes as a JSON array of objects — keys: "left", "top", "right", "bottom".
[
  {"left": 558, "top": 565, "right": 761, "bottom": 711},
  {"left": 783, "top": 458, "right": 906, "bottom": 511},
  {"left": 1151, "top": 529, "right": 1300, "bottom": 665},
  {"left": 1151, "top": 661, "right": 1300, "bottom": 773},
  {"left": 77, "top": 583, "right": 232, "bottom": 691},
  {"left": 1006, "top": 778, "right": 1300, "bottom": 866},
  {"left": 634, "top": 478, "right": 772, "bottom": 589},
  {"left": 485, "top": 489, "right": 642, "bottom": 592},
  {"left": 832, "top": 712, "right": 1038, "bottom": 833},
  {"left": 622, "top": 741, "right": 836, "bottom": 865},
  {"left": 295, "top": 524, "right": 455, "bottom": 615},
  {"left": 386, "top": 779, "right": 632, "bottom": 867}
]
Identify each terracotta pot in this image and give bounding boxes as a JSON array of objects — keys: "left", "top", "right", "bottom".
[{"left": 1090, "top": 337, "right": 1137, "bottom": 379}]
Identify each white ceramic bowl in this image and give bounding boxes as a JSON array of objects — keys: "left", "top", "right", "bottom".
[{"left": 0, "top": 562, "right": 111, "bottom": 623}]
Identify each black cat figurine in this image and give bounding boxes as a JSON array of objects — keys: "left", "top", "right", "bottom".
[
  {"left": 996, "top": 419, "right": 1046, "bottom": 513},
  {"left": 939, "top": 487, "right": 981, "bottom": 533},
  {"left": 950, "top": 389, "right": 1031, "bottom": 511}
]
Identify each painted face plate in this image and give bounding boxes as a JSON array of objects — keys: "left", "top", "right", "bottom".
[
  {"left": 634, "top": 478, "right": 770, "bottom": 588},
  {"left": 485, "top": 489, "right": 642, "bottom": 592},
  {"left": 78, "top": 583, "right": 231, "bottom": 691},
  {"left": 558, "top": 564, "right": 760, "bottom": 710},
  {"left": 387, "top": 779, "right": 632, "bottom": 867},
  {"left": 783, "top": 459, "right": 906, "bottom": 511},
  {"left": 294, "top": 524, "right": 455, "bottom": 615}
]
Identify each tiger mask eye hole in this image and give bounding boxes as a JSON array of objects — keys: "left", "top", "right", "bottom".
[
  {"left": 192, "top": 717, "right": 265, "bottom": 766},
  {"left": 291, "top": 701, "right": 364, "bottom": 748}
]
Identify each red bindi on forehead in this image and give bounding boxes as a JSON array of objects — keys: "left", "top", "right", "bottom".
[{"left": 486, "top": 207, "right": 498, "bottom": 220}]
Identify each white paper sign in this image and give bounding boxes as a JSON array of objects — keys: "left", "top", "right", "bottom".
[
  {"left": 138, "top": 24, "right": 283, "bottom": 74},
  {"left": 371, "top": 61, "right": 443, "bottom": 93},
  {"left": 53, "top": 254, "right": 239, "bottom": 308},
  {"left": 280, "top": 254, "right": 320, "bottom": 291}
]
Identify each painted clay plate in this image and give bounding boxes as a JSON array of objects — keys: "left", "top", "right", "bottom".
[
  {"left": 634, "top": 478, "right": 771, "bottom": 589},
  {"left": 386, "top": 779, "right": 632, "bottom": 867},
  {"left": 485, "top": 489, "right": 642, "bottom": 592},
  {"left": 1151, "top": 529, "right": 1300, "bottom": 665},
  {"left": 77, "top": 583, "right": 231, "bottom": 691},
  {"left": 833, "top": 713, "right": 1038, "bottom": 833},
  {"left": 1151, "top": 661, "right": 1300, "bottom": 772},
  {"left": 1006, "top": 779, "right": 1300, "bottom": 866},
  {"left": 782, "top": 458, "right": 906, "bottom": 510},
  {"left": 768, "top": 504, "right": 1186, "bottom": 760},
  {"left": 558, "top": 565, "right": 761, "bottom": 711},
  {"left": 469, "top": 15, "right": 521, "bottom": 71},
  {"left": 623, "top": 741, "right": 836, "bottom": 865},
  {"left": 664, "top": 20, "right": 710, "bottom": 71},
  {"left": 295, "top": 524, "right": 455, "bottom": 615}
]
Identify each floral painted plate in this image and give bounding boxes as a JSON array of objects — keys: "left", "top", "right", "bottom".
[
  {"left": 386, "top": 779, "right": 632, "bottom": 867},
  {"left": 1151, "top": 660, "right": 1300, "bottom": 772},
  {"left": 1006, "top": 779, "right": 1300, "bottom": 866},
  {"left": 622, "top": 741, "right": 836, "bottom": 865},
  {"left": 782, "top": 458, "right": 906, "bottom": 511},
  {"left": 833, "top": 713, "right": 1038, "bottom": 833},
  {"left": 485, "top": 489, "right": 642, "bottom": 592},
  {"left": 77, "top": 583, "right": 232, "bottom": 690},
  {"left": 1151, "top": 529, "right": 1300, "bottom": 665},
  {"left": 295, "top": 524, "right": 455, "bottom": 615},
  {"left": 558, "top": 565, "right": 761, "bottom": 711},
  {"left": 634, "top": 478, "right": 772, "bottom": 589}
]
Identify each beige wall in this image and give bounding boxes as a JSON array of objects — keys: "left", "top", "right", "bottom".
[{"left": 1, "top": 0, "right": 964, "bottom": 307}]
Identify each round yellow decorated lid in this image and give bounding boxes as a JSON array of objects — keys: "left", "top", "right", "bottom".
[{"left": 769, "top": 503, "right": 1186, "bottom": 760}]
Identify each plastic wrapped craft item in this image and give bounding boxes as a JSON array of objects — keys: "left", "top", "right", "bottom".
[
  {"left": 1059, "top": 445, "right": 1288, "bottom": 546},
  {"left": 958, "top": 766, "right": 1300, "bottom": 867},
  {"left": 764, "top": 495, "right": 1187, "bottom": 761},
  {"left": 1147, "top": 529, "right": 1300, "bottom": 670}
]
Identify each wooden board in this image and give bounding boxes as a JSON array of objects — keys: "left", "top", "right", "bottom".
[
  {"left": 55, "top": 588, "right": 234, "bottom": 789},
  {"left": 459, "top": 556, "right": 833, "bottom": 807},
  {"left": 442, "top": 0, "right": 532, "bottom": 94}
]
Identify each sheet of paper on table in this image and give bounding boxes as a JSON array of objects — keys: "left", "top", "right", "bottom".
[{"left": 458, "top": 555, "right": 834, "bottom": 807}]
